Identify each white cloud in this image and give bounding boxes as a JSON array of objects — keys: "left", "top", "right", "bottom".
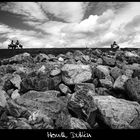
[
  {"left": 0, "top": 23, "right": 13, "bottom": 34},
  {"left": 38, "top": 2, "right": 88, "bottom": 23}
]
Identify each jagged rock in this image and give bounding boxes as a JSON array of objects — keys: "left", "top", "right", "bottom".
[
  {"left": 28, "top": 110, "right": 53, "bottom": 128},
  {"left": 20, "top": 71, "right": 60, "bottom": 94},
  {"left": 99, "top": 78, "right": 113, "bottom": 89},
  {"left": 37, "top": 65, "right": 46, "bottom": 73},
  {"left": 6, "top": 99, "right": 30, "bottom": 118},
  {"left": 0, "top": 89, "right": 7, "bottom": 107},
  {"left": 73, "top": 50, "right": 84, "bottom": 61},
  {"left": 15, "top": 119, "right": 32, "bottom": 129},
  {"left": 103, "top": 56, "right": 115, "bottom": 66},
  {"left": 0, "top": 106, "right": 8, "bottom": 122},
  {"left": 9, "top": 52, "right": 32, "bottom": 64},
  {"left": 95, "top": 87, "right": 109, "bottom": 96},
  {"left": 50, "top": 68, "right": 61, "bottom": 76},
  {"left": 11, "top": 89, "right": 20, "bottom": 100},
  {"left": 58, "top": 57, "right": 64, "bottom": 62},
  {"left": 74, "top": 83, "right": 96, "bottom": 97},
  {"left": 3, "top": 79, "right": 17, "bottom": 92},
  {"left": 123, "top": 69, "right": 133, "bottom": 78},
  {"left": 15, "top": 90, "right": 68, "bottom": 121},
  {"left": 34, "top": 53, "right": 49, "bottom": 63},
  {"left": 10, "top": 74, "right": 21, "bottom": 90},
  {"left": 95, "top": 65, "right": 110, "bottom": 79},
  {"left": 59, "top": 83, "right": 71, "bottom": 95},
  {"left": 132, "top": 69, "right": 140, "bottom": 79},
  {"left": 125, "top": 77, "right": 140, "bottom": 103},
  {"left": 70, "top": 117, "right": 91, "bottom": 129},
  {"left": 68, "top": 90, "right": 97, "bottom": 126},
  {"left": 113, "top": 75, "right": 129, "bottom": 90},
  {"left": 96, "top": 58, "right": 103, "bottom": 65},
  {"left": 61, "top": 64, "right": 92, "bottom": 84},
  {"left": 93, "top": 95, "right": 140, "bottom": 129},
  {"left": 110, "top": 66, "right": 122, "bottom": 80},
  {"left": 125, "top": 51, "right": 139, "bottom": 58}
]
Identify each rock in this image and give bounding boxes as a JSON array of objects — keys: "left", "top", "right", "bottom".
[
  {"left": 59, "top": 83, "right": 71, "bottom": 95},
  {"left": 113, "top": 75, "right": 129, "bottom": 90},
  {"left": 99, "top": 78, "right": 113, "bottom": 89},
  {"left": 93, "top": 95, "right": 140, "bottom": 129},
  {"left": 58, "top": 57, "right": 64, "bottom": 62},
  {"left": 20, "top": 71, "right": 60, "bottom": 94},
  {"left": 0, "top": 106, "right": 8, "bottom": 122},
  {"left": 11, "top": 90, "right": 20, "bottom": 100},
  {"left": 95, "top": 65, "right": 110, "bottom": 79},
  {"left": 10, "top": 74, "right": 21, "bottom": 90},
  {"left": 96, "top": 58, "right": 103, "bottom": 65},
  {"left": 68, "top": 89, "right": 97, "bottom": 126},
  {"left": 82, "top": 55, "right": 90, "bottom": 62},
  {"left": 6, "top": 99, "right": 29, "bottom": 118},
  {"left": 125, "top": 51, "right": 139, "bottom": 58},
  {"left": 70, "top": 117, "right": 91, "bottom": 129},
  {"left": 61, "top": 64, "right": 92, "bottom": 84},
  {"left": 74, "top": 83, "right": 96, "bottom": 97},
  {"left": 15, "top": 119, "right": 32, "bottom": 129},
  {"left": 74, "top": 50, "right": 84, "bottom": 61},
  {"left": 123, "top": 69, "right": 133, "bottom": 78},
  {"left": 3, "top": 79, "right": 17, "bottom": 92},
  {"left": 34, "top": 53, "right": 49, "bottom": 62},
  {"left": 95, "top": 87, "right": 109, "bottom": 96},
  {"left": 50, "top": 68, "right": 61, "bottom": 76},
  {"left": 15, "top": 90, "right": 68, "bottom": 121},
  {"left": 125, "top": 77, "right": 140, "bottom": 103},
  {"left": 110, "top": 66, "right": 122, "bottom": 80},
  {"left": 0, "top": 89, "right": 7, "bottom": 107},
  {"left": 103, "top": 56, "right": 115, "bottom": 66},
  {"left": 132, "top": 69, "right": 140, "bottom": 79},
  {"left": 38, "top": 65, "right": 46, "bottom": 73},
  {"left": 9, "top": 52, "right": 32, "bottom": 64},
  {"left": 28, "top": 110, "right": 53, "bottom": 128}
]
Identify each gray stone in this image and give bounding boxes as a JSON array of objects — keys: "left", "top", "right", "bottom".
[{"left": 93, "top": 95, "right": 140, "bottom": 129}]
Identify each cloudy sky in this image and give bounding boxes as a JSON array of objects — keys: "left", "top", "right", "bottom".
[{"left": 0, "top": 2, "right": 140, "bottom": 48}]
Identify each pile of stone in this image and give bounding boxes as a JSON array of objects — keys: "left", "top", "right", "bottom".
[{"left": 1, "top": 49, "right": 140, "bottom": 129}]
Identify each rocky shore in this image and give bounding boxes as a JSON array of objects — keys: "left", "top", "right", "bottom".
[{"left": 1, "top": 48, "right": 140, "bottom": 129}]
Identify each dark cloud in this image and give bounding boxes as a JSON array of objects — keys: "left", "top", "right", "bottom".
[
  {"left": 84, "top": 2, "right": 129, "bottom": 19},
  {"left": 125, "top": 15, "right": 140, "bottom": 30}
]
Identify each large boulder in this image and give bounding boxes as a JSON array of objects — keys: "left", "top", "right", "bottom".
[
  {"left": 61, "top": 64, "right": 92, "bottom": 84},
  {"left": 19, "top": 71, "right": 61, "bottom": 94},
  {"left": 125, "top": 77, "right": 140, "bottom": 103},
  {"left": 68, "top": 89, "right": 97, "bottom": 127},
  {"left": 93, "top": 95, "right": 140, "bottom": 129},
  {"left": 9, "top": 52, "right": 32, "bottom": 64},
  {"left": 15, "top": 90, "right": 69, "bottom": 126}
]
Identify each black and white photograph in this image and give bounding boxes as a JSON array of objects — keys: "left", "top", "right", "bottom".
[{"left": 0, "top": 1, "right": 140, "bottom": 139}]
